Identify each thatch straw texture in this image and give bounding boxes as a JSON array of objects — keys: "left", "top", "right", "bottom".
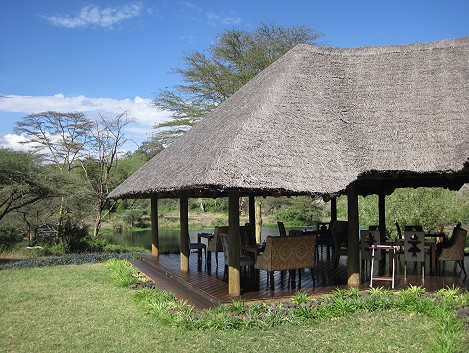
[{"left": 109, "top": 37, "right": 469, "bottom": 199}]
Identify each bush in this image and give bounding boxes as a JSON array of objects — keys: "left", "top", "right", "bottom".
[
  {"left": 0, "top": 227, "right": 22, "bottom": 252},
  {"left": 106, "top": 259, "right": 142, "bottom": 287},
  {"left": 61, "top": 221, "right": 89, "bottom": 253}
]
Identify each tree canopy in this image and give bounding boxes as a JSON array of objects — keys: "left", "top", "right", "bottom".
[{"left": 151, "top": 23, "right": 324, "bottom": 146}]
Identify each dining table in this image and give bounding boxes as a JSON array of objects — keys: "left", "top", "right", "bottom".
[{"left": 384, "top": 237, "right": 438, "bottom": 275}]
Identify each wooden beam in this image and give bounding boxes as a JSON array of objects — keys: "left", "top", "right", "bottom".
[
  {"left": 151, "top": 195, "right": 159, "bottom": 258},
  {"left": 255, "top": 197, "right": 262, "bottom": 244},
  {"left": 347, "top": 183, "right": 360, "bottom": 287},
  {"left": 228, "top": 190, "right": 241, "bottom": 297},
  {"left": 180, "top": 190, "right": 189, "bottom": 272},
  {"left": 330, "top": 196, "right": 337, "bottom": 221},
  {"left": 248, "top": 195, "right": 255, "bottom": 227},
  {"left": 378, "top": 193, "right": 386, "bottom": 239}
]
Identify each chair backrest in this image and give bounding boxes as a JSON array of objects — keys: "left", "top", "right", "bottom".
[
  {"left": 317, "top": 222, "right": 331, "bottom": 239},
  {"left": 404, "top": 231, "right": 425, "bottom": 262},
  {"left": 404, "top": 225, "right": 423, "bottom": 231},
  {"left": 277, "top": 221, "right": 287, "bottom": 237},
  {"left": 219, "top": 233, "right": 229, "bottom": 264},
  {"left": 208, "top": 226, "right": 228, "bottom": 252},
  {"left": 439, "top": 227, "right": 467, "bottom": 261},
  {"left": 330, "top": 220, "right": 348, "bottom": 248},
  {"left": 360, "top": 230, "right": 381, "bottom": 261},
  {"left": 262, "top": 234, "right": 317, "bottom": 271},
  {"left": 442, "top": 223, "right": 462, "bottom": 249},
  {"left": 395, "top": 222, "right": 403, "bottom": 239},
  {"left": 240, "top": 224, "right": 256, "bottom": 246}
]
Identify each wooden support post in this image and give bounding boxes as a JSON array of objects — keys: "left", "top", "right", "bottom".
[
  {"left": 255, "top": 197, "right": 262, "bottom": 244},
  {"left": 151, "top": 195, "right": 159, "bottom": 258},
  {"left": 378, "top": 193, "right": 386, "bottom": 239},
  {"left": 248, "top": 195, "right": 255, "bottom": 228},
  {"left": 180, "top": 190, "right": 189, "bottom": 272},
  {"left": 347, "top": 183, "right": 360, "bottom": 287},
  {"left": 228, "top": 190, "right": 241, "bottom": 297},
  {"left": 330, "top": 196, "right": 337, "bottom": 222}
]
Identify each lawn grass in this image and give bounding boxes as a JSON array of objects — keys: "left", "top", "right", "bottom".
[{"left": 0, "top": 263, "right": 459, "bottom": 353}]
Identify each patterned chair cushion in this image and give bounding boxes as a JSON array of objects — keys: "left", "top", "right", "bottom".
[{"left": 255, "top": 234, "right": 317, "bottom": 271}]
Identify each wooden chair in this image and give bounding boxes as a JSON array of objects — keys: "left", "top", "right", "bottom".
[
  {"left": 254, "top": 234, "right": 317, "bottom": 290},
  {"left": 316, "top": 222, "right": 332, "bottom": 260},
  {"left": 330, "top": 220, "right": 348, "bottom": 268},
  {"left": 207, "top": 226, "right": 228, "bottom": 267},
  {"left": 188, "top": 235, "right": 206, "bottom": 263},
  {"left": 404, "top": 230, "right": 425, "bottom": 278},
  {"left": 437, "top": 227, "right": 467, "bottom": 278},
  {"left": 277, "top": 221, "right": 287, "bottom": 237},
  {"left": 360, "top": 230, "right": 381, "bottom": 279},
  {"left": 219, "top": 233, "right": 254, "bottom": 282},
  {"left": 240, "top": 224, "right": 256, "bottom": 246},
  {"left": 404, "top": 225, "right": 423, "bottom": 231}
]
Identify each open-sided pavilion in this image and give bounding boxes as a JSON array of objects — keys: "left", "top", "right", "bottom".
[{"left": 109, "top": 37, "right": 469, "bottom": 297}]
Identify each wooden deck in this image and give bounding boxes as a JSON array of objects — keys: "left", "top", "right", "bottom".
[{"left": 132, "top": 248, "right": 468, "bottom": 309}]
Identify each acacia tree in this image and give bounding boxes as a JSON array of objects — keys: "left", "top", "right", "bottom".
[
  {"left": 14, "top": 111, "right": 131, "bottom": 238},
  {"left": 152, "top": 23, "right": 324, "bottom": 145},
  {"left": 84, "top": 112, "right": 132, "bottom": 236},
  {"left": 14, "top": 112, "right": 92, "bottom": 240},
  {"left": 0, "top": 148, "right": 57, "bottom": 222},
  {"left": 14, "top": 111, "right": 91, "bottom": 171}
]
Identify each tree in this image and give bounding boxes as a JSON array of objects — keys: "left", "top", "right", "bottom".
[
  {"left": 14, "top": 111, "right": 131, "bottom": 238},
  {"left": 83, "top": 113, "right": 132, "bottom": 236},
  {"left": 14, "top": 111, "right": 91, "bottom": 171},
  {"left": 151, "top": 23, "right": 324, "bottom": 145},
  {"left": 0, "top": 148, "right": 58, "bottom": 222}
]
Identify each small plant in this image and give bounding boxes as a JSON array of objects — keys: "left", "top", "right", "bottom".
[
  {"left": 227, "top": 300, "right": 245, "bottom": 313},
  {"left": 434, "top": 285, "right": 464, "bottom": 306},
  {"left": 291, "top": 290, "right": 310, "bottom": 305},
  {"left": 106, "top": 259, "right": 140, "bottom": 287}
]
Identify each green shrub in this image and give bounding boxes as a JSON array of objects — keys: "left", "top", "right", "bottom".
[
  {"left": 0, "top": 227, "right": 23, "bottom": 252},
  {"left": 106, "top": 259, "right": 141, "bottom": 287}
]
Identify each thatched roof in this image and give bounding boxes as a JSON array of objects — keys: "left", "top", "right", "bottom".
[{"left": 109, "top": 37, "right": 469, "bottom": 199}]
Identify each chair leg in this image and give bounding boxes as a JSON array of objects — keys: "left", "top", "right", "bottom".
[
  {"left": 269, "top": 271, "right": 275, "bottom": 290},
  {"left": 215, "top": 252, "right": 218, "bottom": 267},
  {"left": 310, "top": 267, "right": 315, "bottom": 287},
  {"left": 458, "top": 260, "right": 467, "bottom": 278}
]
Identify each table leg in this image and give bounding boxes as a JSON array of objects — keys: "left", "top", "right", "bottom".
[
  {"left": 197, "top": 234, "right": 202, "bottom": 263},
  {"left": 431, "top": 244, "right": 436, "bottom": 275}
]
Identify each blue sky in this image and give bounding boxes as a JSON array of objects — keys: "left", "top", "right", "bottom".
[{"left": 1, "top": 0, "right": 468, "bottom": 151}]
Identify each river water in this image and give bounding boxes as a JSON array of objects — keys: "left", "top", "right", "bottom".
[{"left": 101, "top": 227, "right": 284, "bottom": 254}]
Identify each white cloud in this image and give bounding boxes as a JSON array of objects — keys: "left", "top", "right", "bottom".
[
  {"left": 205, "top": 11, "right": 242, "bottom": 25},
  {"left": 0, "top": 94, "right": 171, "bottom": 151},
  {"left": 0, "top": 134, "right": 31, "bottom": 151},
  {"left": 45, "top": 2, "right": 143, "bottom": 29},
  {"left": 0, "top": 94, "right": 170, "bottom": 126},
  {"left": 178, "top": 2, "right": 242, "bottom": 27}
]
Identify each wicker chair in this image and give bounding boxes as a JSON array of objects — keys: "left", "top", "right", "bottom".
[
  {"left": 437, "top": 227, "right": 467, "bottom": 278},
  {"left": 207, "top": 226, "right": 228, "bottom": 267},
  {"left": 254, "top": 234, "right": 317, "bottom": 290}
]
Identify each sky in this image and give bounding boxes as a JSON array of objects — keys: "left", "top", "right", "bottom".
[{"left": 1, "top": 0, "right": 468, "bottom": 152}]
